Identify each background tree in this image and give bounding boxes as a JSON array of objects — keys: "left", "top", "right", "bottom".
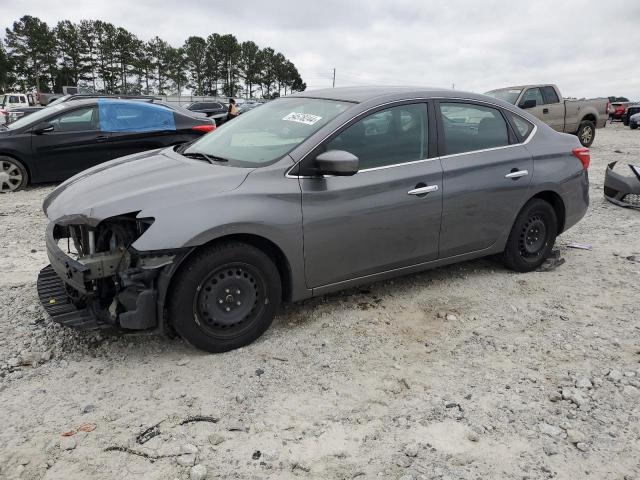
[
  {"left": 4, "top": 15, "right": 56, "bottom": 91},
  {"left": 2, "top": 15, "right": 306, "bottom": 97},
  {"left": 183, "top": 36, "right": 207, "bottom": 95}
]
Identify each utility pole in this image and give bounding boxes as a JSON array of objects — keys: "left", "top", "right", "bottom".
[{"left": 332, "top": 68, "right": 336, "bottom": 88}]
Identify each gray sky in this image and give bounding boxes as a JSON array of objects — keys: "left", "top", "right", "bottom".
[{"left": 2, "top": 0, "right": 639, "bottom": 99}]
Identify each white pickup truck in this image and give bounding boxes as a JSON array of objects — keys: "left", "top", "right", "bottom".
[
  {"left": 0, "top": 92, "right": 37, "bottom": 124},
  {"left": 485, "top": 84, "right": 608, "bottom": 147}
]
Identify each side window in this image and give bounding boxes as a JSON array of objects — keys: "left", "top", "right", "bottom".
[
  {"left": 50, "top": 107, "right": 97, "bottom": 132},
  {"left": 541, "top": 86, "right": 560, "bottom": 104},
  {"left": 190, "top": 103, "right": 202, "bottom": 109},
  {"left": 520, "top": 88, "right": 544, "bottom": 107},
  {"left": 9, "top": 95, "right": 19, "bottom": 103},
  {"left": 99, "top": 102, "right": 176, "bottom": 132},
  {"left": 325, "top": 103, "right": 428, "bottom": 170},
  {"left": 439, "top": 103, "right": 510, "bottom": 155},
  {"left": 20, "top": 96, "right": 26, "bottom": 103},
  {"left": 505, "top": 111, "right": 535, "bottom": 141}
]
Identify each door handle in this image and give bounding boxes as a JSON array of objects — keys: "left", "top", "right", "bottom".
[
  {"left": 95, "top": 135, "right": 109, "bottom": 143},
  {"left": 543, "top": 108, "right": 549, "bottom": 114},
  {"left": 505, "top": 169, "right": 529, "bottom": 179},
  {"left": 408, "top": 185, "right": 439, "bottom": 195}
]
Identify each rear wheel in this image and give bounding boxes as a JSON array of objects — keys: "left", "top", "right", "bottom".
[
  {"left": 168, "top": 242, "right": 281, "bottom": 353},
  {"left": 0, "top": 156, "right": 28, "bottom": 192},
  {"left": 576, "top": 120, "right": 596, "bottom": 147},
  {"left": 631, "top": 123, "right": 638, "bottom": 130},
  {"left": 502, "top": 199, "right": 558, "bottom": 272}
]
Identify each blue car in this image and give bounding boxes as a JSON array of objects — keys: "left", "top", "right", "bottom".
[{"left": 0, "top": 99, "right": 215, "bottom": 192}]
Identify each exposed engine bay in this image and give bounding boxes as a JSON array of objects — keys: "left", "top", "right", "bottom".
[{"left": 38, "top": 213, "right": 181, "bottom": 331}]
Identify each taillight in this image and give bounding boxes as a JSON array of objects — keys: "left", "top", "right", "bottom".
[
  {"left": 192, "top": 124, "right": 215, "bottom": 133},
  {"left": 572, "top": 147, "right": 590, "bottom": 170}
]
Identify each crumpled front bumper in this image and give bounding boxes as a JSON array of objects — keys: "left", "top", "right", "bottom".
[
  {"left": 604, "top": 161, "right": 640, "bottom": 209},
  {"left": 37, "top": 222, "right": 178, "bottom": 331}
]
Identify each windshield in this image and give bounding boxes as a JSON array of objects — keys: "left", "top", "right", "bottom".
[
  {"left": 0, "top": 95, "right": 7, "bottom": 107},
  {"left": 7, "top": 104, "right": 66, "bottom": 130},
  {"left": 184, "top": 97, "right": 352, "bottom": 167},
  {"left": 485, "top": 88, "right": 522, "bottom": 105},
  {"left": 47, "top": 95, "right": 71, "bottom": 107}
]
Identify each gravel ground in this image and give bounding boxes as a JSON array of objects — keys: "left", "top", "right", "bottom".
[{"left": 0, "top": 123, "right": 639, "bottom": 480}]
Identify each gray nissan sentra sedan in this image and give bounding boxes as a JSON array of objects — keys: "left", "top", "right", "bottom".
[{"left": 38, "top": 86, "right": 589, "bottom": 352}]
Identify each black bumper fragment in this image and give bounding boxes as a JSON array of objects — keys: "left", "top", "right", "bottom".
[{"left": 37, "top": 265, "right": 103, "bottom": 330}]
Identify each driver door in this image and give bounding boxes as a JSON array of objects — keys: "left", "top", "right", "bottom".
[
  {"left": 299, "top": 102, "right": 443, "bottom": 288},
  {"left": 30, "top": 105, "right": 111, "bottom": 181}
]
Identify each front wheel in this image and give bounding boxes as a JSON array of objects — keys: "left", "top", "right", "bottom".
[
  {"left": 631, "top": 123, "right": 638, "bottom": 130},
  {"left": 576, "top": 120, "right": 596, "bottom": 147},
  {"left": 168, "top": 242, "right": 281, "bottom": 353},
  {"left": 502, "top": 199, "right": 558, "bottom": 272},
  {"left": 0, "top": 156, "right": 28, "bottom": 192}
]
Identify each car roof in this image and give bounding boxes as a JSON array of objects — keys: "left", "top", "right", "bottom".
[{"left": 289, "top": 85, "right": 507, "bottom": 106}]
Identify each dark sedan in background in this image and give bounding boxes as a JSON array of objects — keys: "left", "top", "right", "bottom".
[
  {"left": 186, "top": 101, "right": 227, "bottom": 117},
  {"left": 0, "top": 98, "right": 215, "bottom": 192}
]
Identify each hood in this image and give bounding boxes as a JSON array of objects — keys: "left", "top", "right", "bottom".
[{"left": 44, "top": 147, "right": 252, "bottom": 225}]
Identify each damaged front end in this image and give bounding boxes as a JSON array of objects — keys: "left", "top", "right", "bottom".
[
  {"left": 38, "top": 213, "right": 181, "bottom": 331},
  {"left": 604, "top": 161, "right": 640, "bottom": 209}
]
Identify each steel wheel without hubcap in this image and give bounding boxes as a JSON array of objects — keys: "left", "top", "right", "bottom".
[
  {"left": 194, "top": 262, "right": 266, "bottom": 337},
  {"left": 0, "top": 159, "right": 24, "bottom": 192},
  {"left": 519, "top": 215, "right": 547, "bottom": 261},
  {"left": 170, "top": 242, "right": 282, "bottom": 352},
  {"left": 502, "top": 198, "right": 557, "bottom": 272}
]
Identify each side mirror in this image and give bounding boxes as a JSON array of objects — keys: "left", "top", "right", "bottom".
[
  {"left": 315, "top": 150, "right": 359, "bottom": 176},
  {"left": 520, "top": 99, "right": 536, "bottom": 109},
  {"left": 33, "top": 122, "right": 54, "bottom": 134}
]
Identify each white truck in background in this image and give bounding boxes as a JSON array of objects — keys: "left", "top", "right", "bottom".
[{"left": 485, "top": 84, "right": 609, "bottom": 147}]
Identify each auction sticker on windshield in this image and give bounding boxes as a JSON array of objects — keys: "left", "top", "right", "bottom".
[{"left": 282, "top": 112, "right": 322, "bottom": 125}]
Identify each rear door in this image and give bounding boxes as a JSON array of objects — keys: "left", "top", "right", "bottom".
[
  {"left": 436, "top": 101, "right": 533, "bottom": 258},
  {"left": 300, "top": 101, "right": 443, "bottom": 288},
  {"left": 30, "top": 105, "right": 112, "bottom": 181}
]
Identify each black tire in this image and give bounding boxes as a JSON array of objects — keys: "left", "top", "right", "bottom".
[
  {"left": 0, "top": 156, "right": 28, "bottom": 192},
  {"left": 576, "top": 120, "right": 596, "bottom": 147},
  {"left": 168, "top": 242, "right": 281, "bottom": 353},
  {"left": 631, "top": 123, "right": 638, "bottom": 130},
  {"left": 502, "top": 199, "right": 558, "bottom": 272}
]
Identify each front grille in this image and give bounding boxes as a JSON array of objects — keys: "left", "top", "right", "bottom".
[
  {"left": 37, "top": 265, "right": 78, "bottom": 317},
  {"left": 622, "top": 194, "right": 640, "bottom": 206}
]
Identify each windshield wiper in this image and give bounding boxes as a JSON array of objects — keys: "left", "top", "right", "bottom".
[{"left": 182, "top": 151, "right": 229, "bottom": 163}]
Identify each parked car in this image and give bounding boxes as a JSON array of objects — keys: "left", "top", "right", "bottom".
[
  {"left": 38, "top": 86, "right": 589, "bottom": 353},
  {"left": 609, "top": 102, "right": 631, "bottom": 122},
  {"left": 630, "top": 112, "right": 640, "bottom": 129},
  {"left": 0, "top": 98, "right": 215, "bottom": 192},
  {"left": 237, "top": 102, "right": 261, "bottom": 114},
  {"left": 485, "top": 84, "right": 608, "bottom": 147},
  {"left": 186, "top": 101, "right": 228, "bottom": 117},
  {"left": 4, "top": 106, "right": 43, "bottom": 124},
  {"left": 623, "top": 104, "right": 640, "bottom": 126}
]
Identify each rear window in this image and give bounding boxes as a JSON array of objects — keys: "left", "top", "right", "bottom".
[
  {"left": 505, "top": 111, "right": 535, "bottom": 141},
  {"left": 98, "top": 100, "right": 176, "bottom": 132},
  {"left": 542, "top": 86, "right": 560, "bottom": 104}
]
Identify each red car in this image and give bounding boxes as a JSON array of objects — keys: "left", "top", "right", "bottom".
[{"left": 610, "top": 102, "right": 630, "bottom": 121}]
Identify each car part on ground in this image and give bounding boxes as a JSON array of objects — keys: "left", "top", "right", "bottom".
[
  {"left": 604, "top": 161, "right": 640, "bottom": 209},
  {"left": 38, "top": 86, "right": 590, "bottom": 353},
  {"left": 629, "top": 112, "right": 640, "bottom": 130}
]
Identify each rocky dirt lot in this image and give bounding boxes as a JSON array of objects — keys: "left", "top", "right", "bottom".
[{"left": 0, "top": 123, "right": 639, "bottom": 480}]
